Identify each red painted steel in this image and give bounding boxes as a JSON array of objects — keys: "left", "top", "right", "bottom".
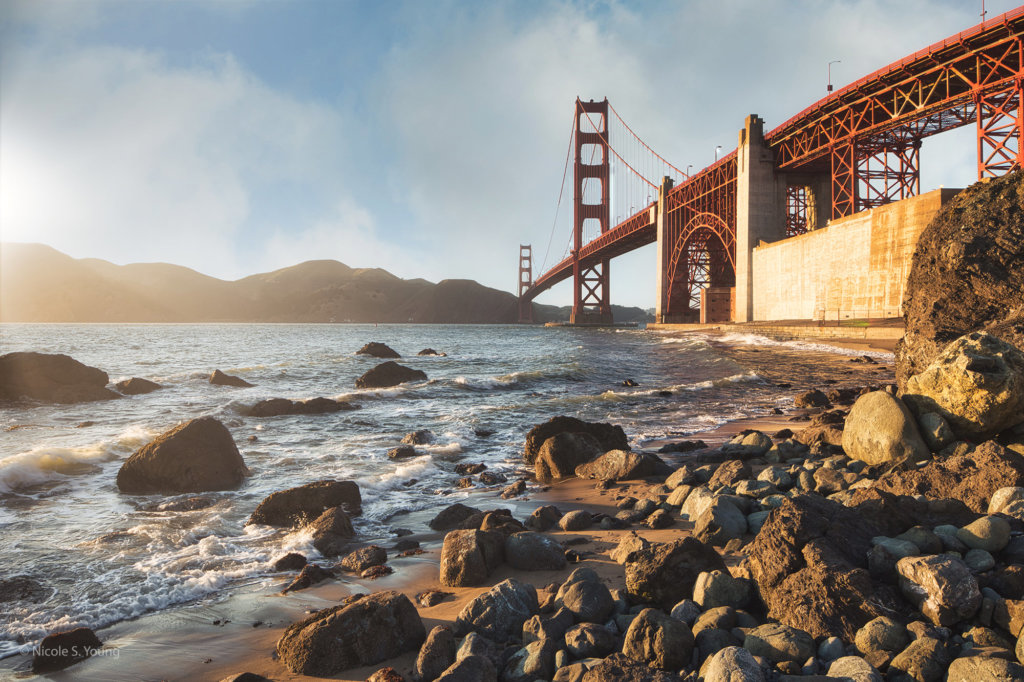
[
  {"left": 517, "top": 245, "right": 533, "bottom": 323},
  {"left": 785, "top": 186, "right": 810, "bottom": 236},
  {"left": 572, "top": 98, "right": 613, "bottom": 323}
]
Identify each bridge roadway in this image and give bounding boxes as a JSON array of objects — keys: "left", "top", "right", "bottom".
[{"left": 522, "top": 6, "right": 1024, "bottom": 323}]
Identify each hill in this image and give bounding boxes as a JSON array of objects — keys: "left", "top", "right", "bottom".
[{"left": 0, "top": 243, "right": 652, "bottom": 324}]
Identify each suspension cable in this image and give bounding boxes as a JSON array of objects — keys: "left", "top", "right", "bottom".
[
  {"left": 608, "top": 103, "right": 689, "bottom": 180},
  {"left": 579, "top": 108, "right": 658, "bottom": 191},
  {"left": 541, "top": 113, "right": 577, "bottom": 275}
]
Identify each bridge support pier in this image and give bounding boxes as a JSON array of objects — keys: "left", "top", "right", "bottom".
[
  {"left": 654, "top": 176, "right": 674, "bottom": 323},
  {"left": 735, "top": 115, "right": 786, "bottom": 322}
]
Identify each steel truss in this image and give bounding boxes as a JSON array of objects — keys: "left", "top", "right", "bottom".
[
  {"left": 786, "top": 185, "right": 810, "bottom": 236},
  {"left": 571, "top": 98, "right": 612, "bottom": 323}
]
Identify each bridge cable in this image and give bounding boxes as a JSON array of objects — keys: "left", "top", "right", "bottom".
[
  {"left": 608, "top": 103, "right": 689, "bottom": 180},
  {"left": 540, "top": 113, "right": 577, "bottom": 277},
  {"left": 580, "top": 108, "right": 658, "bottom": 192}
]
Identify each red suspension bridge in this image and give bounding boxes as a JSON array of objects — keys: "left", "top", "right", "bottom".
[{"left": 518, "top": 7, "right": 1024, "bottom": 325}]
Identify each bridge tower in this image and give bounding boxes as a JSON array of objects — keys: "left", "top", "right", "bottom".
[
  {"left": 571, "top": 98, "right": 613, "bottom": 325},
  {"left": 517, "top": 244, "right": 533, "bottom": 323}
]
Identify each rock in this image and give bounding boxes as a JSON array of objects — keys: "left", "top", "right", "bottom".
[
  {"left": 903, "top": 332, "right": 1024, "bottom": 441},
  {"left": 611, "top": 531, "right": 651, "bottom": 564},
  {"left": 356, "top": 361, "right": 427, "bottom": 388},
  {"left": 244, "top": 397, "right": 353, "bottom": 417},
  {"left": 703, "top": 646, "right": 765, "bottom": 682},
  {"left": 417, "top": 589, "right": 452, "bottom": 608},
  {"left": 218, "top": 674, "right": 273, "bottom": 682},
  {"left": 895, "top": 526, "right": 944, "bottom": 554},
  {"left": 526, "top": 505, "right": 563, "bottom": 531},
  {"left": 415, "top": 625, "right": 456, "bottom": 682},
  {"left": 827, "top": 656, "right": 883, "bottom": 682},
  {"left": 503, "top": 638, "right": 559, "bottom": 682},
  {"left": 209, "top": 369, "right": 253, "bottom": 387},
  {"left": 666, "top": 485, "right": 693, "bottom": 507},
  {"left": 991, "top": 487, "right": 1024, "bottom": 514},
  {"left": 430, "top": 503, "right": 482, "bottom": 531},
  {"left": 366, "top": 668, "right": 405, "bottom": 682},
  {"left": 309, "top": 506, "right": 355, "bottom": 557},
  {"left": 417, "top": 348, "right": 444, "bottom": 356},
  {"left": 523, "top": 608, "right": 573, "bottom": 644},
  {"left": 694, "top": 498, "right": 748, "bottom": 547},
  {"left": 0, "top": 352, "right": 119, "bottom": 403},
  {"left": 523, "top": 416, "right": 629, "bottom": 464},
  {"left": 746, "top": 495, "right": 898, "bottom": 640},
  {"left": 500, "top": 479, "right": 526, "bottom": 499},
  {"left": 357, "top": 342, "right": 401, "bottom": 358},
  {"left": 276, "top": 591, "right": 425, "bottom": 675},
  {"left": 659, "top": 440, "right": 707, "bottom": 455},
  {"left": 841, "top": 391, "right": 930, "bottom": 466},
  {"left": 896, "top": 555, "right": 981, "bottom": 626},
  {"left": 693, "top": 570, "right": 752, "bottom": 610},
  {"left": 875, "top": 440, "right": 1024, "bottom": 514},
  {"left": 887, "top": 636, "right": 949, "bottom": 682},
  {"left": 946, "top": 652, "right": 1024, "bottom": 679},
  {"left": 965, "top": 548, "right": 996, "bottom": 572},
  {"left": 565, "top": 622, "right": 617, "bottom": 658},
  {"left": 957, "top": 515, "right": 1012, "bottom": 552},
  {"left": 535, "top": 432, "right": 602, "bottom": 482},
  {"left": 402, "top": 429, "right": 434, "bottom": 445},
  {"left": 455, "top": 631, "right": 502, "bottom": 667},
  {"left": 556, "top": 575, "right": 615, "bottom": 624},
  {"left": 575, "top": 450, "right": 670, "bottom": 482},
  {"left": 665, "top": 466, "right": 697, "bottom": 488},
  {"left": 917, "top": 412, "right": 955, "bottom": 451},
  {"left": 0, "top": 575, "right": 49, "bottom": 603},
  {"left": 559, "top": 510, "right": 592, "bottom": 531},
  {"left": 478, "top": 471, "right": 505, "bottom": 485},
  {"left": 707, "top": 460, "right": 752, "bottom": 489},
  {"left": 580, "top": 652, "right": 683, "bottom": 681},
  {"left": 248, "top": 480, "right": 362, "bottom": 526},
  {"left": 622, "top": 608, "right": 694, "bottom": 670},
  {"left": 743, "top": 622, "right": 814, "bottom": 664},
  {"left": 340, "top": 545, "right": 386, "bottom": 572},
  {"left": 281, "top": 563, "right": 332, "bottom": 592},
  {"left": 115, "top": 377, "right": 162, "bottom": 395},
  {"left": 116, "top": 417, "right": 248, "bottom": 494},
  {"left": 794, "top": 389, "right": 830, "bottom": 408},
  {"left": 435, "top": 655, "right": 497, "bottom": 682},
  {"left": 854, "top": 617, "right": 908, "bottom": 661},
  {"left": 273, "top": 553, "right": 306, "bottom": 571},
  {"left": 31, "top": 627, "right": 103, "bottom": 673},
  {"left": 897, "top": 172, "right": 1024, "bottom": 389},
  {"left": 505, "top": 532, "right": 567, "bottom": 571},
  {"left": 439, "top": 529, "right": 504, "bottom": 587},
  {"left": 624, "top": 537, "right": 728, "bottom": 609},
  {"left": 681, "top": 487, "right": 717, "bottom": 520},
  {"left": 453, "top": 578, "right": 538, "bottom": 642},
  {"left": 645, "top": 509, "right": 673, "bottom": 529},
  {"left": 722, "top": 431, "right": 773, "bottom": 458}
]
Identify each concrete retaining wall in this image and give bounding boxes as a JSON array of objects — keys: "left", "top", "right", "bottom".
[{"left": 751, "top": 188, "right": 959, "bottom": 322}]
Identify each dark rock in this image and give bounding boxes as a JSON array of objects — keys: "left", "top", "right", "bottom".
[
  {"left": 0, "top": 576, "right": 49, "bottom": 603},
  {"left": 575, "top": 450, "right": 671, "bottom": 482},
  {"left": 525, "top": 505, "right": 563, "bottom": 532},
  {"left": 503, "top": 638, "right": 559, "bottom": 681},
  {"left": 622, "top": 607, "right": 694, "bottom": 670},
  {"left": 273, "top": 553, "right": 307, "bottom": 572},
  {"left": 366, "top": 668, "right": 406, "bottom": 682},
  {"left": 417, "top": 348, "right": 444, "bottom": 356},
  {"left": 453, "top": 578, "right": 538, "bottom": 642},
  {"left": 145, "top": 495, "right": 217, "bottom": 512},
  {"left": 309, "top": 506, "right": 355, "bottom": 557},
  {"left": 356, "top": 361, "right": 426, "bottom": 389},
  {"left": 218, "top": 674, "right": 273, "bottom": 682},
  {"left": 248, "top": 479, "right": 362, "bottom": 526},
  {"left": 340, "top": 545, "right": 387, "bottom": 572},
  {"left": 501, "top": 479, "right": 526, "bottom": 498},
  {"left": 402, "top": 429, "right": 434, "bottom": 445},
  {"left": 0, "top": 352, "right": 119, "bottom": 403},
  {"left": 887, "top": 636, "right": 950, "bottom": 682},
  {"left": 31, "top": 627, "right": 103, "bottom": 673},
  {"left": 281, "top": 563, "right": 332, "bottom": 592},
  {"left": 417, "top": 589, "right": 453, "bottom": 608},
  {"left": 524, "top": 416, "right": 629, "bottom": 465},
  {"left": 209, "top": 369, "right": 253, "bottom": 387},
  {"left": 414, "top": 625, "right": 456, "bottom": 682},
  {"left": 556, "top": 570, "right": 615, "bottom": 623},
  {"left": 522, "top": 607, "right": 573, "bottom": 644},
  {"left": 579, "top": 652, "right": 684, "bottom": 681},
  {"left": 435, "top": 655, "right": 497, "bottom": 682},
  {"left": 624, "top": 537, "right": 728, "bottom": 609},
  {"left": 535, "top": 431, "right": 602, "bottom": 482},
  {"left": 439, "top": 529, "right": 504, "bottom": 587},
  {"left": 743, "top": 622, "right": 815, "bottom": 664},
  {"left": 896, "top": 171, "right": 1024, "bottom": 388},
  {"left": 896, "top": 555, "right": 980, "bottom": 626},
  {"left": 478, "top": 471, "right": 506, "bottom": 485},
  {"left": 658, "top": 440, "right": 707, "bottom": 454},
  {"left": 455, "top": 462, "right": 486, "bottom": 475},
  {"left": 357, "top": 342, "right": 401, "bottom": 359},
  {"left": 505, "top": 532, "right": 567, "bottom": 571},
  {"left": 116, "top": 417, "right": 248, "bottom": 494},
  {"left": 702, "top": 646, "right": 764, "bottom": 682},
  {"left": 565, "top": 622, "right": 617, "bottom": 658},
  {"left": 794, "top": 389, "right": 830, "bottom": 408},
  {"left": 243, "top": 397, "right": 354, "bottom": 417},
  {"left": 276, "top": 591, "right": 425, "bottom": 675},
  {"left": 707, "top": 460, "right": 752, "bottom": 489},
  {"left": 388, "top": 445, "right": 417, "bottom": 460},
  {"left": 429, "top": 503, "right": 482, "bottom": 531},
  {"left": 115, "top": 377, "right": 162, "bottom": 395}
]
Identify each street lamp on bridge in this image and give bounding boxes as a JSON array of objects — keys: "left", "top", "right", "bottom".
[
  {"left": 714, "top": 145, "right": 722, "bottom": 162},
  {"left": 828, "top": 59, "right": 841, "bottom": 93}
]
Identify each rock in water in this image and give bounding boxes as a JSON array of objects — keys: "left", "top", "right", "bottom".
[
  {"left": 31, "top": 627, "right": 103, "bottom": 673},
  {"left": 356, "top": 342, "right": 401, "bottom": 358},
  {"left": 902, "top": 332, "right": 1024, "bottom": 441},
  {"left": 523, "top": 415, "right": 629, "bottom": 464},
  {"left": 276, "top": 591, "right": 425, "bottom": 675},
  {"left": 842, "top": 391, "right": 930, "bottom": 465},
  {"left": 897, "top": 171, "right": 1024, "bottom": 389},
  {"left": 247, "top": 480, "right": 362, "bottom": 526},
  {"left": 355, "top": 361, "right": 427, "bottom": 388},
  {"left": 209, "top": 369, "right": 254, "bottom": 387},
  {"left": 115, "top": 377, "right": 162, "bottom": 395},
  {"left": 116, "top": 417, "right": 248, "bottom": 493},
  {"left": 534, "top": 431, "right": 602, "bottom": 482},
  {"left": 0, "top": 352, "right": 119, "bottom": 403}
]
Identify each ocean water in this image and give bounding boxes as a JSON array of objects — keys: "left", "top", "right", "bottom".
[{"left": 0, "top": 323, "right": 888, "bottom": 658}]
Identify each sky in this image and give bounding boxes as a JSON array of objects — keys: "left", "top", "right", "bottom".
[{"left": 1, "top": 0, "right": 1020, "bottom": 308}]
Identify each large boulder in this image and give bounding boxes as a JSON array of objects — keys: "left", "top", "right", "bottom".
[
  {"left": 453, "top": 578, "right": 538, "bottom": 642},
  {"left": 897, "top": 171, "right": 1024, "bottom": 388},
  {"left": 242, "top": 397, "right": 355, "bottom": 417},
  {"left": 115, "top": 377, "right": 162, "bottom": 395},
  {"left": 308, "top": 506, "right": 355, "bottom": 557},
  {"left": 275, "top": 591, "right": 425, "bottom": 675},
  {"left": 842, "top": 391, "right": 931, "bottom": 465},
  {"left": 580, "top": 653, "right": 684, "bottom": 681},
  {"left": 247, "top": 480, "right": 362, "bottom": 526},
  {"left": 0, "top": 352, "right": 119, "bottom": 403},
  {"left": 534, "top": 432, "right": 602, "bottom": 482},
  {"left": 902, "top": 332, "right": 1024, "bottom": 441},
  {"left": 356, "top": 342, "right": 401, "bottom": 358},
  {"left": 31, "top": 627, "right": 103, "bottom": 673},
  {"left": 523, "top": 416, "right": 628, "bottom": 464},
  {"left": 575, "top": 450, "right": 670, "bottom": 482},
  {"left": 555, "top": 569, "right": 616, "bottom": 624},
  {"left": 624, "top": 537, "right": 728, "bottom": 609},
  {"left": 209, "top": 369, "right": 254, "bottom": 387},
  {"left": 355, "top": 361, "right": 426, "bottom": 389},
  {"left": 429, "top": 503, "right": 482, "bottom": 531},
  {"left": 896, "top": 555, "right": 980, "bottom": 626},
  {"left": 875, "top": 440, "right": 1024, "bottom": 514},
  {"left": 746, "top": 495, "right": 901, "bottom": 640},
  {"left": 622, "top": 608, "right": 694, "bottom": 670},
  {"left": 439, "top": 529, "right": 504, "bottom": 587},
  {"left": 414, "top": 625, "right": 456, "bottom": 682},
  {"left": 504, "top": 532, "right": 567, "bottom": 571},
  {"left": 116, "top": 417, "right": 248, "bottom": 494}
]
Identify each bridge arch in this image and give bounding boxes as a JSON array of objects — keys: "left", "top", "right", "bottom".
[{"left": 665, "top": 212, "right": 736, "bottom": 321}]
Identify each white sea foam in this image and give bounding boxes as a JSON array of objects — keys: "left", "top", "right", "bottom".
[{"left": 717, "top": 332, "right": 893, "bottom": 359}]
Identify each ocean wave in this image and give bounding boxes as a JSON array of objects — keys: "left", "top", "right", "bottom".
[{"left": 716, "top": 332, "right": 893, "bottom": 359}]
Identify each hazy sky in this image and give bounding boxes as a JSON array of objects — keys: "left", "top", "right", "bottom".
[{"left": 1, "top": 0, "right": 1018, "bottom": 307}]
